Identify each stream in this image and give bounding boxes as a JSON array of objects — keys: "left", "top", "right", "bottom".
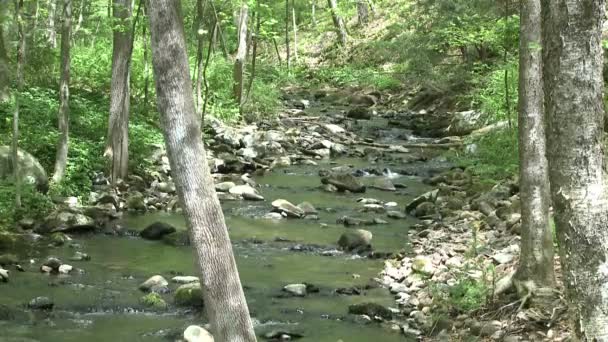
[{"left": 1, "top": 90, "right": 452, "bottom": 341}]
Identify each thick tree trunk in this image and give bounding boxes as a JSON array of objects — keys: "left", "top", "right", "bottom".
[
  {"left": 48, "top": 0, "right": 57, "bottom": 48},
  {"left": 147, "top": 0, "right": 257, "bottom": 340},
  {"left": 233, "top": 4, "right": 248, "bottom": 108},
  {"left": 0, "top": 23, "right": 10, "bottom": 103},
  {"left": 327, "top": 0, "right": 346, "bottom": 46},
  {"left": 105, "top": 0, "right": 132, "bottom": 184},
  {"left": 13, "top": 0, "right": 25, "bottom": 208},
  {"left": 542, "top": 0, "right": 608, "bottom": 339},
  {"left": 52, "top": 0, "right": 71, "bottom": 183},
  {"left": 513, "top": 0, "right": 554, "bottom": 293},
  {"left": 285, "top": 0, "right": 290, "bottom": 69},
  {"left": 356, "top": 0, "right": 368, "bottom": 25},
  {"left": 292, "top": 2, "right": 297, "bottom": 63}
]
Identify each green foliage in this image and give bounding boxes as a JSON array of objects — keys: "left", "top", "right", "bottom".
[
  {"left": 0, "top": 183, "right": 54, "bottom": 230},
  {"left": 430, "top": 263, "right": 495, "bottom": 314},
  {"left": 472, "top": 59, "right": 519, "bottom": 123},
  {"left": 311, "top": 65, "right": 401, "bottom": 90}
]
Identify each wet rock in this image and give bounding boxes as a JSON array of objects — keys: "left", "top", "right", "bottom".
[
  {"left": 43, "top": 257, "right": 62, "bottom": 271},
  {"left": 215, "top": 181, "right": 236, "bottom": 192},
  {"left": 297, "top": 202, "right": 317, "bottom": 215},
  {"left": 175, "top": 282, "right": 204, "bottom": 307},
  {"left": 347, "top": 107, "right": 372, "bottom": 120},
  {"left": 361, "top": 204, "right": 386, "bottom": 214},
  {"left": 370, "top": 178, "right": 396, "bottom": 192},
  {"left": 272, "top": 156, "right": 292, "bottom": 168},
  {"left": 0, "top": 254, "right": 18, "bottom": 266},
  {"left": 321, "top": 172, "right": 366, "bottom": 193},
  {"left": 184, "top": 325, "right": 214, "bottom": 342},
  {"left": 140, "top": 222, "right": 177, "bottom": 240},
  {"left": 58, "top": 264, "right": 73, "bottom": 274},
  {"left": 28, "top": 296, "right": 54, "bottom": 310},
  {"left": 387, "top": 211, "right": 406, "bottom": 219},
  {"left": 139, "top": 275, "right": 169, "bottom": 293},
  {"left": 40, "top": 265, "right": 53, "bottom": 273},
  {"left": 337, "top": 216, "right": 373, "bottom": 227},
  {"left": 348, "top": 303, "right": 392, "bottom": 320},
  {"left": 263, "top": 212, "right": 284, "bottom": 220},
  {"left": 229, "top": 184, "right": 258, "bottom": 197},
  {"left": 18, "top": 218, "right": 35, "bottom": 230},
  {"left": 69, "top": 252, "right": 91, "bottom": 262},
  {"left": 162, "top": 231, "right": 190, "bottom": 246},
  {"left": 0, "top": 268, "right": 8, "bottom": 282},
  {"left": 242, "top": 191, "right": 265, "bottom": 201},
  {"left": 337, "top": 229, "right": 372, "bottom": 252},
  {"left": 412, "top": 256, "right": 436, "bottom": 276},
  {"left": 172, "top": 276, "right": 199, "bottom": 284},
  {"left": 272, "top": 199, "right": 304, "bottom": 218},
  {"left": 263, "top": 330, "right": 304, "bottom": 341},
  {"left": 324, "top": 124, "right": 345, "bottom": 134},
  {"left": 283, "top": 283, "right": 307, "bottom": 297},
  {"left": 140, "top": 292, "right": 168, "bottom": 310},
  {"left": 414, "top": 202, "right": 437, "bottom": 218},
  {"left": 405, "top": 189, "right": 439, "bottom": 213},
  {"left": 40, "top": 210, "right": 96, "bottom": 234},
  {"left": 50, "top": 232, "right": 69, "bottom": 246}
]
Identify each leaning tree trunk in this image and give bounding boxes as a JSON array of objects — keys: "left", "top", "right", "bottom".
[
  {"left": 48, "top": 0, "right": 57, "bottom": 48},
  {"left": 356, "top": 0, "right": 368, "bottom": 25},
  {"left": 0, "top": 18, "right": 10, "bottom": 103},
  {"left": 327, "top": 0, "right": 346, "bottom": 46},
  {"left": 513, "top": 0, "right": 555, "bottom": 293},
  {"left": 542, "top": 0, "right": 608, "bottom": 338},
  {"left": 147, "top": 0, "right": 257, "bottom": 340},
  {"left": 105, "top": 0, "right": 132, "bottom": 185},
  {"left": 52, "top": 0, "right": 71, "bottom": 183},
  {"left": 233, "top": 4, "right": 248, "bottom": 109}
]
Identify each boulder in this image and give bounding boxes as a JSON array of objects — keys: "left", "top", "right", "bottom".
[
  {"left": 162, "top": 231, "right": 190, "bottom": 246},
  {"left": 347, "top": 107, "right": 372, "bottom": 120},
  {"left": 321, "top": 172, "right": 366, "bottom": 193},
  {"left": 28, "top": 296, "right": 54, "bottom": 310},
  {"left": 348, "top": 303, "right": 392, "bottom": 320},
  {"left": 0, "top": 268, "right": 8, "bottom": 282},
  {"left": 58, "top": 264, "right": 73, "bottom": 274},
  {"left": 140, "top": 222, "right": 177, "bottom": 240},
  {"left": 139, "top": 275, "right": 169, "bottom": 293},
  {"left": 172, "top": 276, "right": 199, "bottom": 284},
  {"left": 126, "top": 192, "right": 146, "bottom": 211},
  {"left": 140, "top": 292, "right": 168, "bottom": 310},
  {"left": 0, "top": 146, "right": 48, "bottom": 192},
  {"left": 414, "top": 202, "right": 437, "bottom": 218},
  {"left": 324, "top": 124, "right": 345, "bottom": 134},
  {"left": 337, "top": 229, "right": 372, "bottom": 252},
  {"left": 272, "top": 199, "right": 304, "bottom": 218},
  {"left": 297, "top": 202, "right": 317, "bottom": 215},
  {"left": 215, "top": 182, "right": 236, "bottom": 192},
  {"left": 40, "top": 210, "right": 95, "bottom": 234},
  {"left": 175, "top": 282, "right": 204, "bottom": 307},
  {"left": 446, "top": 110, "right": 484, "bottom": 136},
  {"left": 405, "top": 189, "right": 439, "bottom": 213},
  {"left": 370, "top": 178, "right": 396, "bottom": 192},
  {"left": 184, "top": 325, "right": 214, "bottom": 342},
  {"left": 283, "top": 284, "right": 307, "bottom": 297}
]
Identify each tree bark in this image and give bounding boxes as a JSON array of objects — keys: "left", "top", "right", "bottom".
[
  {"left": 292, "top": 1, "right": 297, "bottom": 63},
  {"left": 327, "top": 0, "right": 346, "bottom": 46},
  {"left": 147, "top": 0, "right": 257, "bottom": 340},
  {"left": 0, "top": 20, "right": 10, "bottom": 103},
  {"left": 143, "top": 8, "right": 150, "bottom": 110},
  {"left": 542, "top": 0, "right": 608, "bottom": 339},
  {"left": 73, "top": 0, "right": 86, "bottom": 39},
  {"left": 52, "top": 0, "right": 71, "bottom": 183},
  {"left": 105, "top": 0, "right": 133, "bottom": 184},
  {"left": 13, "top": 0, "right": 25, "bottom": 208},
  {"left": 233, "top": 4, "right": 248, "bottom": 108},
  {"left": 356, "top": 0, "right": 368, "bottom": 25},
  {"left": 285, "top": 0, "right": 290, "bottom": 69},
  {"left": 48, "top": 0, "right": 57, "bottom": 48},
  {"left": 194, "top": 0, "right": 206, "bottom": 114},
  {"left": 513, "top": 0, "right": 554, "bottom": 293},
  {"left": 310, "top": 0, "right": 316, "bottom": 27}
]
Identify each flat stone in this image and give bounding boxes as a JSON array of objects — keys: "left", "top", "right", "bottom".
[
  {"left": 172, "top": 276, "right": 200, "bottom": 284},
  {"left": 283, "top": 283, "right": 307, "bottom": 297}
]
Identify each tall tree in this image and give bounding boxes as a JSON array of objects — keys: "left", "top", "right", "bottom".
[
  {"left": 52, "top": 0, "right": 71, "bottom": 183},
  {"left": 0, "top": 13, "right": 10, "bottom": 103},
  {"left": 513, "top": 0, "right": 554, "bottom": 293},
  {"left": 356, "top": 0, "right": 368, "bottom": 25},
  {"left": 48, "top": 0, "right": 57, "bottom": 48},
  {"left": 13, "top": 0, "right": 26, "bottom": 208},
  {"left": 105, "top": 0, "right": 133, "bottom": 184},
  {"left": 543, "top": 0, "right": 608, "bottom": 338},
  {"left": 327, "top": 0, "right": 346, "bottom": 46},
  {"left": 193, "top": 0, "right": 206, "bottom": 114},
  {"left": 147, "top": 0, "right": 257, "bottom": 340},
  {"left": 291, "top": 0, "right": 297, "bottom": 62},
  {"left": 233, "top": 3, "right": 248, "bottom": 108},
  {"left": 285, "top": 0, "right": 290, "bottom": 69},
  {"left": 310, "top": 0, "right": 316, "bottom": 27}
]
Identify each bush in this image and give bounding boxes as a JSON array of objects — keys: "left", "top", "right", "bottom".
[{"left": 0, "top": 183, "right": 55, "bottom": 230}]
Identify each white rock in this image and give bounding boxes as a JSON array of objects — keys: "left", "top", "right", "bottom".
[
  {"left": 229, "top": 185, "right": 258, "bottom": 196},
  {"left": 58, "top": 264, "right": 73, "bottom": 274},
  {"left": 0, "top": 268, "right": 9, "bottom": 281},
  {"left": 139, "top": 275, "right": 168, "bottom": 292},
  {"left": 184, "top": 325, "right": 214, "bottom": 342},
  {"left": 283, "top": 283, "right": 307, "bottom": 297},
  {"left": 172, "top": 276, "right": 200, "bottom": 284},
  {"left": 324, "top": 124, "right": 345, "bottom": 134}
]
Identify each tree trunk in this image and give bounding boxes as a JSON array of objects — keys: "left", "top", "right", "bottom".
[
  {"left": 32, "top": 0, "right": 40, "bottom": 43},
  {"left": 48, "top": 0, "right": 57, "bottom": 48},
  {"left": 52, "top": 0, "right": 71, "bottom": 183},
  {"left": 147, "top": 0, "right": 257, "bottom": 340},
  {"left": 285, "top": 0, "right": 290, "bottom": 69},
  {"left": 233, "top": 4, "right": 248, "bottom": 108},
  {"left": 143, "top": 8, "right": 150, "bottom": 110},
  {"left": 13, "top": 0, "right": 26, "bottom": 208},
  {"left": 73, "top": 0, "right": 86, "bottom": 39},
  {"left": 542, "top": 0, "right": 608, "bottom": 338},
  {"left": 292, "top": 1, "right": 297, "bottom": 63},
  {"left": 310, "top": 0, "right": 316, "bottom": 27},
  {"left": 327, "top": 0, "right": 346, "bottom": 46},
  {"left": 513, "top": 0, "right": 554, "bottom": 293},
  {"left": 356, "top": 0, "right": 368, "bottom": 25},
  {"left": 194, "top": 0, "right": 206, "bottom": 114},
  {"left": 105, "top": 0, "right": 132, "bottom": 185},
  {"left": 0, "top": 22, "right": 10, "bottom": 103}
]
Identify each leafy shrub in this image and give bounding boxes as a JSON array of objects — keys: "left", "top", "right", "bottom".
[{"left": 0, "top": 183, "right": 54, "bottom": 230}]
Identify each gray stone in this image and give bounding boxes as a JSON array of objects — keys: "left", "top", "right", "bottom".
[
  {"left": 414, "top": 202, "right": 437, "bottom": 218},
  {"left": 215, "top": 181, "right": 236, "bottom": 192},
  {"left": 283, "top": 283, "right": 307, "bottom": 297},
  {"left": 140, "top": 222, "right": 177, "bottom": 240},
  {"left": 184, "top": 325, "right": 214, "bottom": 342},
  {"left": 28, "top": 296, "right": 54, "bottom": 310},
  {"left": 338, "top": 229, "right": 372, "bottom": 252},
  {"left": 175, "top": 282, "right": 204, "bottom": 307},
  {"left": 172, "top": 276, "right": 199, "bottom": 284},
  {"left": 139, "top": 275, "right": 169, "bottom": 292},
  {"left": 348, "top": 303, "right": 392, "bottom": 320},
  {"left": 0, "top": 146, "right": 48, "bottom": 191},
  {"left": 0, "top": 268, "right": 8, "bottom": 282},
  {"left": 272, "top": 199, "right": 305, "bottom": 218},
  {"left": 405, "top": 189, "right": 439, "bottom": 213},
  {"left": 321, "top": 172, "right": 366, "bottom": 193}
]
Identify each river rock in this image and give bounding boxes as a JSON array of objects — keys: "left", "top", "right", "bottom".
[
  {"left": 58, "top": 264, "right": 73, "bottom": 275},
  {"left": 414, "top": 202, "right": 437, "bottom": 218},
  {"left": 126, "top": 191, "right": 146, "bottom": 211},
  {"left": 297, "top": 202, "right": 317, "bottom": 215},
  {"left": 272, "top": 199, "right": 304, "bottom": 218},
  {"left": 348, "top": 303, "right": 392, "bottom": 320},
  {"left": 172, "top": 276, "right": 199, "bottom": 284},
  {"left": 43, "top": 257, "right": 62, "bottom": 271},
  {"left": 283, "top": 284, "right": 307, "bottom": 297},
  {"left": 28, "top": 296, "right": 54, "bottom": 310},
  {"left": 0, "top": 146, "right": 48, "bottom": 192},
  {"left": 40, "top": 210, "right": 96, "bottom": 234},
  {"left": 412, "top": 256, "right": 436, "bottom": 276},
  {"left": 215, "top": 181, "right": 236, "bottom": 192},
  {"left": 347, "top": 107, "right": 372, "bottom": 120},
  {"left": 405, "top": 189, "right": 439, "bottom": 213},
  {"left": 140, "top": 222, "right": 177, "bottom": 240},
  {"left": 324, "top": 124, "right": 345, "bottom": 134},
  {"left": 242, "top": 191, "right": 265, "bottom": 201},
  {"left": 175, "top": 282, "right": 204, "bottom": 307},
  {"left": 0, "top": 268, "right": 8, "bottom": 282},
  {"left": 184, "top": 325, "right": 214, "bottom": 342},
  {"left": 370, "top": 178, "right": 396, "bottom": 191},
  {"left": 338, "top": 229, "right": 372, "bottom": 252},
  {"left": 140, "top": 292, "right": 168, "bottom": 310},
  {"left": 229, "top": 184, "right": 258, "bottom": 196},
  {"left": 163, "top": 231, "right": 190, "bottom": 246},
  {"left": 139, "top": 275, "right": 169, "bottom": 293},
  {"left": 387, "top": 211, "right": 406, "bottom": 219},
  {"left": 321, "top": 172, "right": 366, "bottom": 193},
  {"left": 69, "top": 252, "right": 91, "bottom": 261}
]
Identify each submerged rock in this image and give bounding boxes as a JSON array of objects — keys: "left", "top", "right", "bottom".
[
  {"left": 283, "top": 283, "right": 307, "bottom": 297},
  {"left": 184, "top": 325, "right": 214, "bottom": 342},
  {"left": 140, "top": 292, "right": 168, "bottom": 310},
  {"left": 321, "top": 172, "right": 366, "bottom": 193},
  {"left": 140, "top": 222, "right": 177, "bottom": 240},
  {"left": 348, "top": 303, "right": 392, "bottom": 320},
  {"left": 338, "top": 229, "right": 372, "bottom": 252},
  {"left": 28, "top": 296, "right": 54, "bottom": 310},
  {"left": 175, "top": 282, "right": 204, "bottom": 307}
]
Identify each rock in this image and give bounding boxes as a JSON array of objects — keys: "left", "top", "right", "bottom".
[
  {"left": 0, "top": 146, "right": 48, "bottom": 192},
  {"left": 40, "top": 265, "right": 53, "bottom": 273},
  {"left": 412, "top": 256, "right": 436, "bottom": 275},
  {"left": 140, "top": 292, "right": 168, "bottom": 310},
  {"left": 338, "top": 216, "right": 373, "bottom": 227},
  {"left": 272, "top": 199, "right": 305, "bottom": 218},
  {"left": 172, "top": 276, "right": 199, "bottom": 284},
  {"left": 480, "top": 321, "right": 502, "bottom": 337},
  {"left": 126, "top": 191, "right": 146, "bottom": 211},
  {"left": 43, "top": 257, "right": 62, "bottom": 271},
  {"left": 297, "top": 202, "right": 317, "bottom": 215},
  {"left": 229, "top": 184, "right": 258, "bottom": 197},
  {"left": 348, "top": 303, "right": 392, "bottom": 320},
  {"left": 50, "top": 232, "right": 69, "bottom": 246},
  {"left": 139, "top": 275, "right": 169, "bottom": 293},
  {"left": 370, "top": 178, "right": 396, "bottom": 191},
  {"left": 263, "top": 212, "right": 284, "bottom": 220},
  {"left": 0, "top": 254, "right": 18, "bottom": 266},
  {"left": 18, "top": 218, "right": 35, "bottom": 230},
  {"left": 184, "top": 325, "right": 214, "bottom": 342},
  {"left": 321, "top": 172, "right": 366, "bottom": 193},
  {"left": 324, "top": 124, "right": 345, "bottom": 134},
  {"left": 242, "top": 191, "right": 265, "bottom": 201},
  {"left": 337, "top": 229, "right": 372, "bottom": 252},
  {"left": 69, "top": 252, "right": 91, "bottom": 262},
  {"left": 283, "top": 284, "right": 307, "bottom": 297},
  {"left": 58, "top": 264, "right": 73, "bottom": 274},
  {"left": 446, "top": 110, "right": 484, "bottom": 136},
  {"left": 347, "top": 107, "right": 372, "bottom": 120},
  {"left": 215, "top": 181, "right": 236, "bottom": 192},
  {"left": 28, "top": 296, "right": 54, "bottom": 310},
  {"left": 0, "top": 268, "right": 8, "bottom": 282},
  {"left": 40, "top": 210, "right": 96, "bottom": 234},
  {"left": 387, "top": 211, "right": 406, "bottom": 219},
  {"left": 414, "top": 202, "right": 437, "bottom": 218},
  {"left": 140, "top": 222, "right": 177, "bottom": 240},
  {"left": 175, "top": 282, "right": 204, "bottom": 307},
  {"left": 491, "top": 252, "right": 515, "bottom": 265},
  {"left": 273, "top": 156, "right": 292, "bottom": 168},
  {"left": 162, "top": 231, "right": 190, "bottom": 246},
  {"left": 405, "top": 189, "right": 439, "bottom": 213},
  {"left": 389, "top": 282, "right": 408, "bottom": 294}
]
